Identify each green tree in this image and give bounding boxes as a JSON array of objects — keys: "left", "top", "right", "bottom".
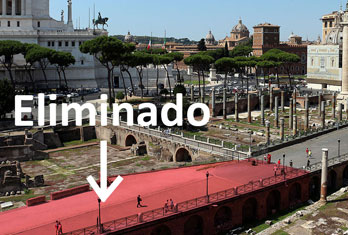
[
  {"left": 173, "top": 84, "right": 186, "bottom": 96},
  {"left": 80, "top": 36, "right": 125, "bottom": 107},
  {"left": 159, "top": 55, "right": 175, "bottom": 99},
  {"left": 49, "top": 51, "right": 75, "bottom": 89},
  {"left": 0, "top": 40, "right": 24, "bottom": 87},
  {"left": 22, "top": 43, "right": 39, "bottom": 90},
  {"left": 215, "top": 57, "right": 236, "bottom": 88},
  {"left": 230, "top": 45, "right": 253, "bottom": 57},
  {"left": 0, "top": 79, "right": 15, "bottom": 119},
  {"left": 224, "top": 41, "right": 229, "bottom": 57},
  {"left": 167, "top": 52, "right": 184, "bottom": 85},
  {"left": 184, "top": 54, "right": 214, "bottom": 102},
  {"left": 197, "top": 39, "right": 207, "bottom": 51},
  {"left": 26, "top": 46, "right": 54, "bottom": 90},
  {"left": 278, "top": 52, "right": 300, "bottom": 88},
  {"left": 261, "top": 49, "right": 284, "bottom": 87},
  {"left": 116, "top": 91, "right": 125, "bottom": 101},
  {"left": 133, "top": 51, "right": 153, "bottom": 99}
]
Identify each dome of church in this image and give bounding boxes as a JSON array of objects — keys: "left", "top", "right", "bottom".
[
  {"left": 232, "top": 19, "right": 249, "bottom": 33},
  {"left": 325, "top": 28, "right": 343, "bottom": 45},
  {"left": 125, "top": 31, "right": 134, "bottom": 42},
  {"left": 205, "top": 30, "right": 215, "bottom": 45}
]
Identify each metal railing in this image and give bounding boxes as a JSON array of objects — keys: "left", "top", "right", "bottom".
[
  {"left": 113, "top": 119, "right": 249, "bottom": 160},
  {"left": 306, "top": 153, "right": 348, "bottom": 172},
  {"left": 65, "top": 160, "right": 306, "bottom": 235}
]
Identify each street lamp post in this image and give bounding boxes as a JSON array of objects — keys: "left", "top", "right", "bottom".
[
  {"left": 283, "top": 154, "right": 286, "bottom": 179},
  {"left": 206, "top": 172, "right": 210, "bottom": 203},
  {"left": 98, "top": 198, "right": 102, "bottom": 233},
  {"left": 338, "top": 139, "right": 341, "bottom": 157}
]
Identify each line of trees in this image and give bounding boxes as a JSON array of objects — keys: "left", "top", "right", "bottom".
[
  {"left": 184, "top": 41, "right": 301, "bottom": 100},
  {"left": 80, "top": 36, "right": 185, "bottom": 107},
  {"left": 0, "top": 40, "right": 75, "bottom": 91}
]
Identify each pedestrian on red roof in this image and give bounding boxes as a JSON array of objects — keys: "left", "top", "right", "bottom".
[
  {"left": 274, "top": 166, "right": 277, "bottom": 177},
  {"left": 55, "top": 221, "right": 59, "bottom": 235},
  {"left": 58, "top": 221, "right": 63, "bottom": 235},
  {"left": 137, "top": 195, "right": 142, "bottom": 208},
  {"left": 277, "top": 159, "right": 281, "bottom": 166},
  {"left": 170, "top": 199, "right": 174, "bottom": 210},
  {"left": 164, "top": 200, "right": 169, "bottom": 213}
]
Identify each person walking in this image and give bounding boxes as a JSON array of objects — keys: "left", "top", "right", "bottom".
[
  {"left": 306, "top": 148, "right": 309, "bottom": 157},
  {"left": 307, "top": 159, "right": 311, "bottom": 168},
  {"left": 277, "top": 159, "right": 281, "bottom": 166},
  {"left": 137, "top": 195, "right": 142, "bottom": 208},
  {"left": 267, "top": 154, "right": 272, "bottom": 164},
  {"left": 55, "top": 221, "right": 59, "bottom": 235},
  {"left": 308, "top": 150, "right": 312, "bottom": 158},
  {"left": 58, "top": 221, "right": 63, "bottom": 235},
  {"left": 274, "top": 165, "right": 278, "bottom": 177},
  {"left": 164, "top": 200, "right": 169, "bottom": 213},
  {"left": 170, "top": 199, "right": 174, "bottom": 211},
  {"left": 289, "top": 160, "right": 293, "bottom": 168}
]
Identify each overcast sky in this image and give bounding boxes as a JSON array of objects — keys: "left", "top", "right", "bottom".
[{"left": 50, "top": 0, "right": 342, "bottom": 41}]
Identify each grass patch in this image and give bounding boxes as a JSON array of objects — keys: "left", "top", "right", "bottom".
[
  {"left": 0, "top": 190, "right": 44, "bottom": 204},
  {"left": 184, "top": 80, "right": 210, "bottom": 85},
  {"left": 272, "top": 230, "right": 289, "bottom": 235}
]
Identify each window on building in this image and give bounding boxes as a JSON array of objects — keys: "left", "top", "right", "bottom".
[
  {"left": 329, "top": 21, "right": 332, "bottom": 27},
  {"left": 325, "top": 22, "right": 328, "bottom": 28},
  {"left": 320, "top": 57, "right": 325, "bottom": 69},
  {"left": 48, "top": 41, "right": 51, "bottom": 47},
  {"left": 7, "top": 21, "right": 10, "bottom": 27},
  {"left": 65, "top": 41, "right": 69, "bottom": 47},
  {"left": 58, "top": 41, "right": 62, "bottom": 47},
  {"left": 0, "top": 0, "right": 2, "bottom": 15},
  {"left": 15, "top": 0, "right": 20, "bottom": 15},
  {"left": 79, "top": 41, "right": 82, "bottom": 46},
  {"left": 52, "top": 41, "right": 55, "bottom": 47},
  {"left": 6, "top": 0, "right": 11, "bottom": 15},
  {"left": 311, "top": 58, "right": 314, "bottom": 66},
  {"left": 72, "top": 41, "right": 75, "bottom": 47},
  {"left": 17, "top": 21, "right": 19, "bottom": 27},
  {"left": 37, "top": 21, "right": 40, "bottom": 27},
  {"left": 81, "top": 60, "right": 84, "bottom": 65},
  {"left": 340, "top": 50, "right": 343, "bottom": 68}
]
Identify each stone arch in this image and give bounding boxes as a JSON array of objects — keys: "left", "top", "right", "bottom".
[
  {"left": 309, "top": 176, "right": 320, "bottom": 201},
  {"left": 242, "top": 197, "right": 258, "bottom": 224},
  {"left": 125, "top": 134, "right": 137, "bottom": 147},
  {"left": 151, "top": 225, "right": 172, "bottom": 235},
  {"left": 214, "top": 206, "right": 232, "bottom": 229},
  {"left": 289, "top": 182, "right": 302, "bottom": 206},
  {"left": 266, "top": 190, "right": 281, "bottom": 216},
  {"left": 184, "top": 215, "right": 204, "bottom": 235},
  {"left": 328, "top": 169, "right": 337, "bottom": 193},
  {"left": 175, "top": 148, "right": 192, "bottom": 162},
  {"left": 343, "top": 165, "right": 348, "bottom": 186}
]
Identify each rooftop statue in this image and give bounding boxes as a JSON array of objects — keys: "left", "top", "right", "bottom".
[{"left": 93, "top": 12, "right": 109, "bottom": 29}]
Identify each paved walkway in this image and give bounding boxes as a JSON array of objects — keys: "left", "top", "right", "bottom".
[{"left": 266, "top": 126, "right": 348, "bottom": 169}]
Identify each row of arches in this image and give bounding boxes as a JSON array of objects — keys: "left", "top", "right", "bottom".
[
  {"left": 125, "top": 134, "right": 193, "bottom": 162},
  {"left": 150, "top": 183, "right": 302, "bottom": 235}
]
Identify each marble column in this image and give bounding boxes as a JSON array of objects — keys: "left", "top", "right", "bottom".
[
  {"left": 21, "top": 0, "right": 24, "bottom": 15},
  {"left": 289, "top": 98, "right": 293, "bottom": 129},
  {"left": 211, "top": 88, "right": 216, "bottom": 118},
  {"left": 341, "top": 13, "right": 348, "bottom": 95},
  {"left": 321, "top": 101, "right": 326, "bottom": 129},
  {"left": 332, "top": 93, "right": 336, "bottom": 119},
  {"left": 305, "top": 95, "right": 309, "bottom": 132},
  {"left": 293, "top": 97, "right": 297, "bottom": 115},
  {"left": 2, "top": 0, "right": 6, "bottom": 15},
  {"left": 274, "top": 97, "right": 279, "bottom": 128},
  {"left": 280, "top": 118, "right": 285, "bottom": 141},
  {"left": 270, "top": 88, "right": 274, "bottom": 111},
  {"left": 281, "top": 91, "right": 285, "bottom": 112},
  {"left": 248, "top": 94, "right": 252, "bottom": 123},
  {"left": 12, "top": 0, "right": 15, "bottom": 15},
  {"left": 293, "top": 115, "right": 297, "bottom": 136},
  {"left": 235, "top": 94, "right": 239, "bottom": 122},
  {"left": 266, "top": 121, "right": 270, "bottom": 146},
  {"left": 261, "top": 95, "right": 265, "bottom": 126},
  {"left": 190, "top": 85, "right": 194, "bottom": 101},
  {"left": 320, "top": 148, "right": 329, "bottom": 203}
]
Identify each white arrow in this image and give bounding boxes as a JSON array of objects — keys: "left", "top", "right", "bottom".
[{"left": 87, "top": 141, "right": 124, "bottom": 202}]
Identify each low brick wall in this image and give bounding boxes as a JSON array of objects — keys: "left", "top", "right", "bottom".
[
  {"left": 50, "top": 185, "right": 90, "bottom": 200},
  {"left": 26, "top": 196, "right": 46, "bottom": 207}
]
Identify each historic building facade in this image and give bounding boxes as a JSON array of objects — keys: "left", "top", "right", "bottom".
[
  {"left": 307, "top": 10, "right": 344, "bottom": 91},
  {"left": 253, "top": 23, "right": 308, "bottom": 76},
  {"left": 220, "top": 19, "right": 250, "bottom": 50}
]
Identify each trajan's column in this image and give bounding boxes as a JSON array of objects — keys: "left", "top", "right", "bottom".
[{"left": 339, "top": 3, "right": 348, "bottom": 104}]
